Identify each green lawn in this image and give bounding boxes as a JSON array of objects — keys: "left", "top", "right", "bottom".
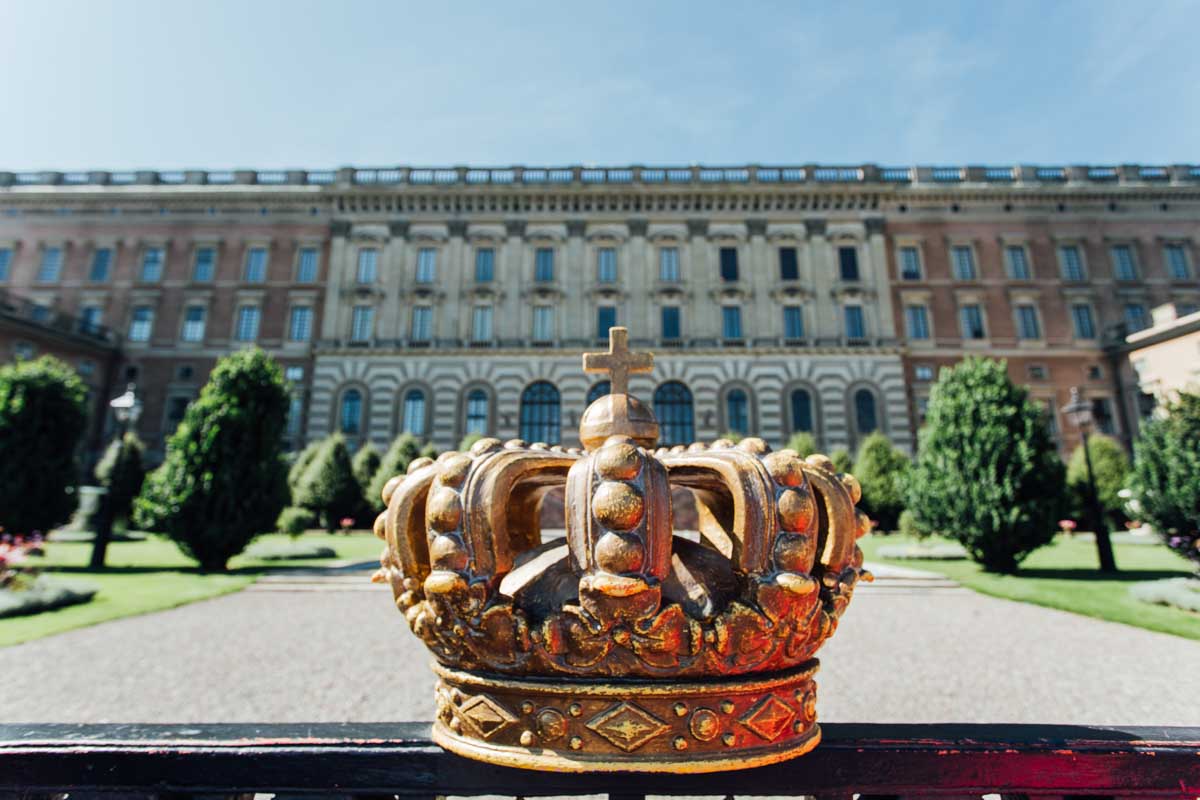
[
  {"left": 0, "top": 532, "right": 384, "bottom": 648},
  {"left": 860, "top": 533, "right": 1200, "bottom": 641}
]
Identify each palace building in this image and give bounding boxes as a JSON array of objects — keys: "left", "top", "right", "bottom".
[{"left": 1, "top": 164, "right": 1197, "bottom": 463}]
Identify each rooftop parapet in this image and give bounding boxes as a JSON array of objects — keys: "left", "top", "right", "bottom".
[{"left": 1, "top": 163, "right": 1198, "bottom": 190}]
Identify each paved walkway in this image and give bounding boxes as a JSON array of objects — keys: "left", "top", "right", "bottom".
[{"left": 2, "top": 565, "right": 1197, "bottom": 724}]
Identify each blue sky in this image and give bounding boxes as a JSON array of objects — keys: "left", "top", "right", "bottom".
[{"left": 1, "top": 0, "right": 1196, "bottom": 170}]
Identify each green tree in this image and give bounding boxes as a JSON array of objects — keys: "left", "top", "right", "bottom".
[
  {"left": 367, "top": 433, "right": 424, "bottom": 513},
  {"left": 293, "top": 435, "right": 362, "bottom": 530},
  {"left": 784, "top": 432, "right": 818, "bottom": 458},
  {"left": 134, "top": 349, "right": 290, "bottom": 570},
  {"left": 276, "top": 506, "right": 317, "bottom": 537},
  {"left": 351, "top": 442, "right": 382, "bottom": 523},
  {"left": 93, "top": 432, "right": 146, "bottom": 529},
  {"left": 716, "top": 432, "right": 744, "bottom": 444},
  {"left": 903, "top": 357, "right": 1065, "bottom": 573},
  {"left": 1130, "top": 390, "right": 1200, "bottom": 572},
  {"left": 419, "top": 441, "right": 439, "bottom": 461},
  {"left": 288, "top": 440, "right": 322, "bottom": 492},
  {"left": 854, "top": 433, "right": 910, "bottom": 532},
  {"left": 0, "top": 357, "right": 88, "bottom": 535},
  {"left": 829, "top": 449, "right": 854, "bottom": 475},
  {"left": 1066, "top": 433, "right": 1130, "bottom": 532},
  {"left": 458, "top": 433, "right": 485, "bottom": 453}
]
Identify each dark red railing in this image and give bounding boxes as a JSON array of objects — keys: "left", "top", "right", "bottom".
[{"left": 0, "top": 722, "right": 1197, "bottom": 799}]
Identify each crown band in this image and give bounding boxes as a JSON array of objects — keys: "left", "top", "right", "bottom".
[{"left": 432, "top": 660, "right": 822, "bottom": 773}]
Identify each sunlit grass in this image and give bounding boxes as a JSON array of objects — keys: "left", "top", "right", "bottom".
[
  {"left": 0, "top": 532, "right": 383, "bottom": 648},
  {"left": 860, "top": 533, "right": 1200, "bottom": 640}
]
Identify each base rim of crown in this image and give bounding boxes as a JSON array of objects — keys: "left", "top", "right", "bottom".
[{"left": 432, "top": 660, "right": 821, "bottom": 773}]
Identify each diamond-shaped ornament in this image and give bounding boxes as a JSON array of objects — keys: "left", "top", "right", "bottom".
[
  {"left": 586, "top": 701, "right": 670, "bottom": 752},
  {"left": 458, "top": 694, "right": 518, "bottom": 739},
  {"left": 739, "top": 695, "right": 796, "bottom": 741}
]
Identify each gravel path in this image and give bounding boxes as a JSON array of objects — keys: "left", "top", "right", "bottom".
[{"left": 2, "top": 568, "right": 1197, "bottom": 724}]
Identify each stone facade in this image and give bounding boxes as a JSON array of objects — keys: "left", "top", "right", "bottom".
[{"left": 1, "top": 163, "right": 1197, "bottom": 462}]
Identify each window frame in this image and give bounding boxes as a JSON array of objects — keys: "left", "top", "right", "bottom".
[
  {"left": 288, "top": 305, "right": 313, "bottom": 342},
  {"left": 234, "top": 304, "right": 261, "bottom": 342},
  {"left": 180, "top": 305, "right": 207, "bottom": 343},
  {"left": 243, "top": 246, "right": 268, "bottom": 283},
  {"left": 356, "top": 248, "right": 379, "bottom": 284}
]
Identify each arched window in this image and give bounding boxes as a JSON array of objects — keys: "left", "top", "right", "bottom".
[
  {"left": 854, "top": 388, "right": 879, "bottom": 437},
  {"left": 520, "top": 381, "right": 561, "bottom": 444},
  {"left": 654, "top": 382, "right": 694, "bottom": 446},
  {"left": 402, "top": 389, "right": 426, "bottom": 437},
  {"left": 465, "top": 389, "right": 489, "bottom": 436},
  {"left": 587, "top": 381, "right": 611, "bottom": 405},
  {"left": 790, "top": 388, "right": 813, "bottom": 433},
  {"left": 726, "top": 389, "right": 750, "bottom": 436},
  {"left": 340, "top": 389, "right": 363, "bottom": 435}
]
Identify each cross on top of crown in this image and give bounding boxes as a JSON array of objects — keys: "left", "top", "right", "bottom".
[{"left": 582, "top": 327, "right": 653, "bottom": 396}]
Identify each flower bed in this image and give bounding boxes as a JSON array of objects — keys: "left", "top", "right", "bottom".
[
  {"left": 875, "top": 542, "right": 968, "bottom": 560},
  {"left": 1130, "top": 578, "right": 1200, "bottom": 614},
  {"left": 0, "top": 575, "right": 98, "bottom": 619}
]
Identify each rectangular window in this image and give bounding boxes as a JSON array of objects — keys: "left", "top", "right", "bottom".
[
  {"left": 1028, "top": 364, "right": 1047, "bottom": 381},
  {"left": 235, "top": 306, "right": 261, "bottom": 341},
  {"left": 1044, "top": 399, "right": 1059, "bottom": 437},
  {"left": 597, "top": 306, "right": 617, "bottom": 339},
  {"left": 838, "top": 246, "right": 860, "bottom": 281},
  {"left": 350, "top": 305, "right": 374, "bottom": 341},
  {"left": 960, "top": 304, "right": 986, "bottom": 339},
  {"left": 416, "top": 248, "right": 437, "bottom": 283},
  {"left": 288, "top": 306, "right": 312, "bottom": 341},
  {"left": 244, "top": 247, "right": 267, "bottom": 282},
  {"left": 128, "top": 306, "right": 154, "bottom": 342},
  {"left": 951, "top": 245, "right": 976, "bottom": 280},
  {"left": 722, "top": 306, "right": 743, "bottom": 339},
  {"left": 899, "top": 246, "right": 922, "bottom": 280},
  {"left": 89, "top": 248, "right": 112, "bottom": 282},
  {"left": 475, "top": 248, "right": 495, "bottom": 282},
  {"left": 287, "top": 394, "right": 304, "bottom": 439},
  {"left": 783, "top": 306, "right": 804, "bottom": 339},
  {"left": 410, "top": 306, "right": 433, "bottom": 341},
  {"left": 535, "top": 248, "right": 555, "bottom": 282},
  {"left": 1165, "top": 244, "right": 1190, "bottom": 279},
  {"left": 356, "top": 249, "right": 378, "bottom": 284},
  {"left": 0, "top": 248, "right": 11, "bottom": 281},
  {"left": 719, "top": 247, "right": 739, "bottom": 282},
  {"left": 38, "top": 247, "right": 63, "bottom": 282},
  {"left": 1005, "top": 246, "right": 1031, "bottom": 280},
  {"left": 181, "top": 306, "right": 206, "bottom": 342},
  {"left": 914, "top": 365, "right": 934, "bottom": 381},
  {"left": 1124, "top": 303, "right": 1149, "bottom": 332},
  {"left": 193, "top": 247, "right": 215, "bottom": 282},
  {"left": 532, "top": 305, "right": 554, "bottom": 341},
  {"left": 1016, "top": 304, "right": 1042, "bottom": 339},
  {"left": 79, "top": 305, "right": 103, "bottom": 334},
  {"left": 1092, "top": 398, "right": 1116, "bottom": 435},
  {"left": 1111, "top": 244, "right": 1137, "bottom": 281},
  {"left": 1059, "top": 245, "right": 1085, "bottom": 281},
  {"left": 597, "top": 248, "right": 617, "bottom": 283},
  {"left": 905, "top": 305, "right": 930, "bottom": 339},
  {"left": 661, "top": 306, "right": 681, "bottom": 340},
  {"left": 297, "top": 247, "right": 319, "bottom": 282},
  {"left": 779, "top": 247, "right": 799, "bottom": 280},
  {"left": 844, "top": 305, "right": 866, "bottom": 339},
  {"left": 1071, "top": 304, "right": 1096, "bottom": 339},
  {"left": 659, "top": 247, "right": 680, "bottom": 281},
  {"left": 471, "top": 306, "right": 493, "bottom": 342},
  {"left": 140, "top": 247, "right": 164, "bottom": 282}
]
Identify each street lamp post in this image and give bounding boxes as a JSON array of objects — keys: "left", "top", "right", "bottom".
[
  {"left": 1061, "top": 386, "right": 1117, "bottom": 573},
  {"left": 90, "top": 383, "right": 143, "bottom": 569}
]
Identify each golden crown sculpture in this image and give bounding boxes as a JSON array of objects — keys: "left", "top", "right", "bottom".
[{"left": 372, "top": 328, "right": 871, "bottom": 773}]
